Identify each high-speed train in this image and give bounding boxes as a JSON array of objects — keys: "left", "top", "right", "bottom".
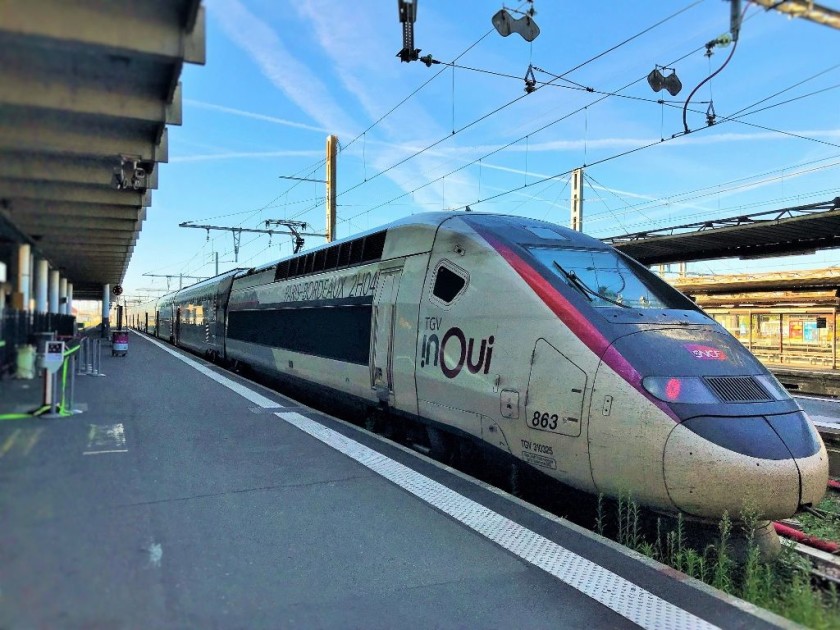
[{"left": 150, "top": 212, "right": 828, "bottom": 522}]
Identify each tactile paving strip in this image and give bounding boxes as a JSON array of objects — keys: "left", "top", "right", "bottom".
[{"left": 276, "top": 411, "right": 719, "bottom": 630}]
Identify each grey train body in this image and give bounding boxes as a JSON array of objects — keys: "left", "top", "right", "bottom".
[{"left": 150, "top": 212, "right": 828, "bottom": 521}]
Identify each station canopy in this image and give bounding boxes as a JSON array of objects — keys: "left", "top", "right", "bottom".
[
  {"left": 607, "top": 198, "right": 840, "bottom": 268},
  {"left": 0, "top": 0, "right": 205, "bottom": 300}
]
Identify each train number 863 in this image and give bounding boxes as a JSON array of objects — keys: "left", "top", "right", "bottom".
[{"left": 531, "top": 411, "right": 559, "bottom": 431}]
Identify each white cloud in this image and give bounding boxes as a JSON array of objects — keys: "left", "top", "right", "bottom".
[
  {"left": 207, "top": 0, "right": 359, "bottom": 134},
  {"left": 172, "top": 150, "right": 322, "bottom": 163},
  {"left": 184, "top": 100, "right": 330, "bottom": 134}
]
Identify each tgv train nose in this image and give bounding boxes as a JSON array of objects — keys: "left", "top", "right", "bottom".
[{"left": 663, "top": 412, "right": 827, "bottom": 521}]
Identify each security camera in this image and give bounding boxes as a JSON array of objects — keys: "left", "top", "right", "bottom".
[{"left": 130, "top": 165, "right": 147, "bottom": 190}]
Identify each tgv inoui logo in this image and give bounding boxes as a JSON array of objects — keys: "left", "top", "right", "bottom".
[{"left": 421, "top": 327, "right": 495, "bottom": 378}]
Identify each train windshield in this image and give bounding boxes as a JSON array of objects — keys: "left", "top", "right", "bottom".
[{"left": 527, "top": 246, "right": 685, "bottom": 309}]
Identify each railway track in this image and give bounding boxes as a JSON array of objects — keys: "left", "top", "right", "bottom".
[{"left": 790, "top": 540, "right": 840, "bottom": 588}]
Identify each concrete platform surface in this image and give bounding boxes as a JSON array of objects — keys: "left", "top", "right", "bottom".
[{"left": 0, "top": 331, "right": 790, "bottom": 629}]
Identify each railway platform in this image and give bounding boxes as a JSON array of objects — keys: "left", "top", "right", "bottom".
[
  {"left": 772, "top": 366, "right": 840, "bottom": 397},
  {"left": 0, "top": 331, "right": 792, "bottom": 628}
]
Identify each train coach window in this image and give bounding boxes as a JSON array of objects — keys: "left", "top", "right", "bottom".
[
  {"left": 431, "top": 262, "right": 468, "bottom": 306},
  {"left": 314, "top": 249, "right": 327, "bottom": 272},
  {"left": 325, "top": 245, "right": 339, "bottom": 269},
  {"left": 362, "top": 231, "right": 387, "bottom": 262},
  {"left": 275, "top": 260, "right": 290, "bottom": 281},
  {"left": 349, "top": 240, "right": 363, "bottom": 265},
  {"left": 338, "top": 242, "right": 351, "bottom": 267}
]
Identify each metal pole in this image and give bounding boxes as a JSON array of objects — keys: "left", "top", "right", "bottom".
[
  {"left": 77, "top": 337, "right": 87, "bottom": 375},
  {"left": 68, "top": 352, "right": 77, "bottom": 412},
  {"left": 779, "top": 313, "right": 784, "bottom": 363},
  {"left": 87, "top": 338, "right": 94, "bottom": 374},
  {"left": 326, "top": 134, "right": 338, "bottom": 242},
  {"left": 102, "top": 284, "right": 110, "bottom": 338},
  {"left": 49, "top": 371, "right": 58, "bottom": 416},
  {"left": 90, "top": 339, "right": 98, "bottom": 376},
  {"left": 570, "top": 167, "right": 584, "bottom": 232},
  {"left": 95, "top": 338, "right": 105, "bottom": 377}
]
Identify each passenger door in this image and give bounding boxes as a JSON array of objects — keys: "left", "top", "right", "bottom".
[
  {"left": 526, "top": 339, "right": 586, "bottom": 438},
  {"left": 370, "top": 268, "right": 402, "bottom": 402}
]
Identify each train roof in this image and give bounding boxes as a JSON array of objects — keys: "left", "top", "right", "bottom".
[
  {"left": 155, "top": 268, "right": 246, "bottom": 303},
  {"left": 166, "top": 212, "right": 612, "bottom": 295},
  {"left": 242, "top": 212, "right": 609, "bottom": 275}
]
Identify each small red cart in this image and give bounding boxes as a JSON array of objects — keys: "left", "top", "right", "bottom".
[{"left": 112, "top": 330, "right": 129, "bottom": 357}]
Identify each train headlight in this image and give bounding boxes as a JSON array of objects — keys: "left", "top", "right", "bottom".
[{"left": 642, "top": 376, "right": 718, "bottom": 404}]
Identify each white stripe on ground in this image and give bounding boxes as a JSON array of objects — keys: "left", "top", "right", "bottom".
[
  {"left": 794, "top": 394, "right": 840, "bottom": 404},
  {"left": 130, "top": 331, "right": 283, "bottom": 409},
  {"left": 275, "top": 410, "right": 719, "bottom": 630}
]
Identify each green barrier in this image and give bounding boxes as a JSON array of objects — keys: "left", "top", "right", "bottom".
[
  {"left": 0, "top": 342, "right": 82, "bottom": 421},
  {"left": 58, "top": 343, "right": 81, "bottom": 416},
  {"left": 0, "top": 405, "right": 50, "bottom": 421}
]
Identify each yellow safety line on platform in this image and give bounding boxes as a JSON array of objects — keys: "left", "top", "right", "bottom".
[
  {"left": 0, "top": 429, "right": 21, "bottom": 459},
  {"left": 21, "top": 428, "right": 43, "bottom": 456}
]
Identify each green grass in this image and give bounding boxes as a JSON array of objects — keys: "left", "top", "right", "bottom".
[
  {"left": 798, "top": 494, "right": 840, "bottom": 542},
  {"left": 598, "top": 493, "right": 840, "bottom": 629}
]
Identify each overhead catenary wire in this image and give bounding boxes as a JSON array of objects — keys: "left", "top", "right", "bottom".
[
  {"left": 681, "top": 2, "right": 750, "bottom": 134},
  {"left": 177, "top": 7, "right": 525, "bottom": 245},
  {"left": 348, "top": 51, "right": 840, "bottom": 227},
  {"left": 584, "top": 172, "right": 656, "bottom": 231},
  {"left": 586, "top": 150, "right": 840, "bottom": 216},
  {"left": 334, "top": 3, "right": 840, "bottom": 225},
  {"left": 165, "top": 2, "right": 837, "bottom": 278},
  {"left": 287, "top": 1, "right": 709, "bottom": 223},
  {"left": 342, "top": 53, "right": 840, "bottom": 227},
  {"left": 587, "top": 155, "right": 840, "bottom": 224},
  {"left": 336, "top": 6, "right": 840, "bottom": 225}
]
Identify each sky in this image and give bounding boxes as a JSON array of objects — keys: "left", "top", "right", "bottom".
[{"left": 122, "top": 0, "right": 840, "bottom": 302}]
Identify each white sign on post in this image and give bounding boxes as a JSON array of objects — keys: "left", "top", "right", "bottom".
[{"left": 41, "top": 341, "right": 65, "bottom": 374}]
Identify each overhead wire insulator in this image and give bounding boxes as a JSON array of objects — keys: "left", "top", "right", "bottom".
[
  {"left": 418, "top": 54, "right": 439, "bottom": 67},
  {"left": 682, "top": 2, "right": 744, "bottom": 134},
  {"left": 706, "top": 101, "right": 717, "bottom": 126},
  {"left": 524, "top": 64, "right": 537, "bottom": 93}
]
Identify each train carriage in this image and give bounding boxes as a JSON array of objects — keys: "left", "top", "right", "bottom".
[{"left": 154, "top": 212, "right": 829, "bottom": 524}]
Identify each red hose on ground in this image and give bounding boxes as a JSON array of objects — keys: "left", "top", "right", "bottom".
[
  {"left": 828, "top": 479, "right": 840, "bottom": 492},
  {"left": 773, "top": 522, "right": 840, "bottom": 554}
]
